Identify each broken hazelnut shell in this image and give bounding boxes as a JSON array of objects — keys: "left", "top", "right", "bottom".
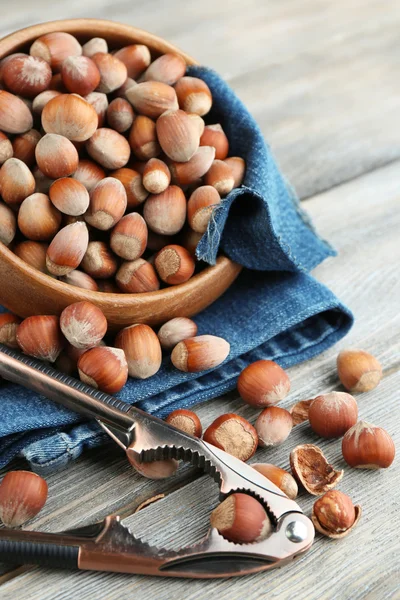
[{"left": 290, "top": 443, "right": 344, "bottom": 496}]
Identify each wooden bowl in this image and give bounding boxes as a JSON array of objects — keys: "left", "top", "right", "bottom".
[{"left": 0, "top": 19, "right": 241, "bottom": 328}]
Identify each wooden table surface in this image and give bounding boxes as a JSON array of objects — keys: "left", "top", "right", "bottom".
[{"left": 1, "top": 1, "right": 400, "bottom": 598}]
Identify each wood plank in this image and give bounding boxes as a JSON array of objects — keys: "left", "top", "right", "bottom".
[{"left": 1, "top": 159, "right": 400, "bottom": 598}]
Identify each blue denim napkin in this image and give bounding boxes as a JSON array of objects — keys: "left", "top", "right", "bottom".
[{"left": 0, "top": 67, "right": 353, "bottom": 474}]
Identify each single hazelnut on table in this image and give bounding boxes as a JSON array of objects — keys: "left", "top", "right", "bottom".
[
  {"left": 156, "top": 109, "right": 199, "bottom": 162},
  {"left": 342, "top": 421, "right": 395, "bottom": 469},
  {"left": 18, "top": 193, "right": 62, "bottom": 241},
  {"left": 0, "top": 312, "right": 22, "bottom": 349},
  {"left": 46, "top": 221, "right": 89, "bottom": 276},
  {"left": 290, "top": 444, "right": 343, "bottom": 496},
  {"left": 72, "top": 159, "right": 106, "bottom": 192},
  {"left": 174, "top": 76, "right": 212, "bottom": 116},
  {"left": 187, "top": 185, "right": 221, "bottom": 234},
  {"left": 85, "top": 177, "right": 127, "bottom": 231},
  {"left": 81, "top": 241, "right": 118, "bottom": 280},
  {"left": 337, "top": 349, "right": 382, "bottom": 393},
  {"left": 84, "top": 91, "right": 108, "bottom": 127},
  {"left": 91, "top": 52, "right": 128, "bottom": 94},
  {"left": 60, "top": 55, "right": 101, "bottom": 96},
  {"left": 111, "top": 167, "right": 148, "bottom": 208},
  {"left": 42, "top": 94, "right": 98, "bottom": 142},
  {"left": 210, "top": 493, "right": 271, "bottom": 543},
  {"left": 165, "top": 409, "right": 202, "bottom": 438},
  {"left": 308, "top": 391, "right": 358, "bottom": 438},
  {"left": 14, "top": 241, "right": 48, "bottom": 273},
  {"left": 312, "top": 490, "right": 362, "bottom": 539},
  {"left": 157, "top": 317, "right": 198, "bottom": 350},
  {"left": 126, "top": 81, "right": 179, "bottom": 119},
  {"left": 128, "top": 115, "right": 161, "bottom": 161},
  {"left": 60, "top": 301, "right": 107, "bottom": 350},
  {"left": 0, "top": 157, "right": 35, "bottom": 205},
  {"left": 204, "top": 159, "right": 235, "bottom": 195},
  {"left": 224, "top": 157, "right": 245, "bottom": 187},
  {"left": 237, "top": 360, "right": 291, "bottom": 407},
  {"left": 82, "top": 37, "right": 108, "bottom": 58},
  {"left": 0, "top": 131, "right": 13, "bottom": 165},
  {"left": 143, "top": 53, "right": 186, "bottom": 85},
  {"left": 252, "top": 464, "right": 298, "bottom": 499},
  {"left": 171, "top": 335, "right": 230, "bottom": 373},
  {"left": 203, "top": 413, "right": 257, "bottom": 461},
  {"left": 12, "top": 129, "right": 41, "bottom": 168},
  {"left": 0, "top": 90, "right": 33, "bottom": 134},
  {"left": 200, "top": 124, "right": 229, "bottom": 160},
  {"left": 143, "top": 185, "right": 187, "bottom": 236},
  {"left": 110, "top": 213, "right": 148, "bottom": 261},
  {"left": 289, "top": 399, "right": 313, "bottom": 425},
  {"left": 115, "top": 324, "right": 162, "bottom": 379},
  {"left": 255, "top": 407, "right": 293, "bottom": 447},
  {"left": 0, "top": 471, "right": 48, "bottom": 527},
  {"left": 114, "top": 44, "right": 151, "bottom": 79},
  {"left": 106, "top": 98, "right": 135, "bottom": 133},
  {"left": 155, "top": 244, "right": 195, "bottom": 285},
  {"left": 2, "top": 55, "right": 52, "bottom": 98},
  {"left": 0, "top": 202, "right": 16, "bottom": 246},
  {"left": 35, "top": 133, "right": 79, "bottom": 179},
  {"left": 116, "top": 259, "right": 160, "bottom": 293},
  {"left": 86, "top": 128, "right": 131, "bottom": 170},
  {"left": 30, "top": 32, "right": 82, "bottom": 71},
  {"left": 49, "top": 178, "right": 90, "bottom": 216},
  {"left": 142, "top": 158, "right": 171, "bottom": 195},
  {"left": 17, "top": 315, "right": 65, "bottom": 362},
  {"left": 78, "top": 346, "right": 128, "bottom": 394},
  {"left": 169, "top": 146, "right": 215, "bottom": 186}
]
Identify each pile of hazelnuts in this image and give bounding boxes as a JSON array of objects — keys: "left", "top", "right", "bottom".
[{"left": 0, "top": 32, "right": 245, "bottom": 291}]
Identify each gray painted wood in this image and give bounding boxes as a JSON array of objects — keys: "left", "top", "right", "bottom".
[{"left": 0, "top": 2, "right": 399, "bottom": 597}]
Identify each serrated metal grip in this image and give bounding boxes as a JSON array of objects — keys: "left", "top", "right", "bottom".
[{"left": 0, "top": 343, "right": 134, "bottom": 432}]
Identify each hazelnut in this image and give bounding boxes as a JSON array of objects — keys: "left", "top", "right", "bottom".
[
  {"left": 59, "top": 270, "right": 98, "bottom": 292},
  {"left": 114, "top": 45, "right": 151, "bottom": 79},
  {"left": 309, "top": 392, "right": 358, "bottom": 438},
  {"left": 126, "top": 81, "right": 179, "bottom": 119},
  {"left": 290, "top": 444, "right": 343, "bottom": 496},
  {"left": 0, "top": 201, "right": 17, "bottom": 246},
  {"left": 2, "top": 55, "right": 52, "bottom": 98},
  {"left": 17, "top": 315, "right": 64, "bottom": 362},
  {"left": 171, "top": 335, "right": 230, "bottom": 373},
  {"left": 204, "top": 159, "right": 235, "bottom": 195},
  {"left": 60, "top": 55, "right": 101, "bottom": 96},
  {"left": 30, "top": 32, "right": 82, "bottom": 71},
  {"left": 255, "top": 407, "right": 293, "bottom": 447},
  {"left": 60, "top": 301, "right": 107, "bottom": 350},
  {"left": 35, "top": 133, "right": 79, "bottom": 179},
  {"left": 84, "top": 91, "right": 108, "bottom": 127},
  {"left": 187, "top": 185, "right": 221, "bottom": 233},
  {"left": 0, "top": 90, "right": 33, "bottom": 134},
  {"left": 14, "top": 240, "right": 48, "bottom": 273},
  {"left": 82, "top": 38, "right": 108, "bottom": 58},
  {"left": 0, "top": 471, "right": 48, "bottom": 527},
  {"left": 110, "top": 213, "right": 148, "bottom": 261},
  {"left": 156, "top": 109, "right": 199, "bottom": 162},
  {"left": 342, "top": 421, "right": 395, "bottom": 469},
  {"left": 128, "top": 115, "right": 161, "bottom": 160},
  {"left": 143, "top": 53, "right": 186, "bottom": 85},
  {"left": 85, "top": 177, "right": 127, "bottom": 230},
  {"left": 115, "top": 323, "right": 162, "bottom": 379},
  {"left": 312, "top": 490, "right": 362, "bottom": 539},
  {"left": 142, "top": 158, "right": 171, "bottom": 194},
  {"left": 49, "top": 178, "right": 90, "bottom": 216},
  {"left": 0, "top": 157, "right": 35, "bottom": 205},
  {"left": 86, "top": 128, "right": 131, "bottom": 170},
  {"left": 32, "top": 90, "right": 61, "bottom": 116},
  {"left": 116, "top": 259, "right": 160, "bottom": 293},
  {"left": 169, "top": 146, "right": 215, "bottom": 186},
  {"left": 200, "top": 124, "right": 229, "bottom": 160},
  {"left": 0, "top": 312, "right": 22, "bottom": 349},
  {"left": 46, "top": 221, "right": 89, "bottom": 276},
  {"left": 42, "top": 94, "right": 98, "bottom": 142},
  {"left": 18, "top": 192, "right": 62, "bottom": 241},
  {"left": 203, "top": 413, "right": 257, "bottom": 461},
  {"left": 224, "top": 157, "right": 245, "bottom": 187},
  {"left": 174, "top": 76, "right": 212, "bottom": 116},
  {"left": 337, "top": 349, "right": 382, "bottom": 393},
  {"left": 111, "top": 167, "right": 148, "bottom": 209},
  {"left": 91, "top": 52, "right": 128, "bottom": 94},
  {"left": 289, "top": 399, "right": 313, "bottom": 425},
  {"left": 251, "top": 464, "right": 298, "bottom": 499},
  {"left": 81, "top": 241, "right": 118, "bottom": 279},
  {"left": 0, "top": 131, "right": 13, "bottom": 165},
  {"left": 155, "top": 244, "right": 195, "bottom": 285},
  {"left": 157, "top": 317, "right": 198, "bottom": 350},
  {"left": 72, "top": 159, "right": 105, "bottom": 192},
  {"left": 78, "top": 346, "right": 128, "bottom": 394},
  {"left": 143, "top": 185, "right": 187, "bottom": 235},
  {"left": 237, "top": 360, "right": 291, "bottom": 407},
  {"left": 106, "top": 98, "right": 135, "bottom": 133},
  {"left": 12, "top": 129, "right": 41, "bottom": 168},
  {"left": 210, "top": 493, "right": 271, "bottom": 543},
  {"left": 165, "top": 409, "right": 202, "bottom": 437}
]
